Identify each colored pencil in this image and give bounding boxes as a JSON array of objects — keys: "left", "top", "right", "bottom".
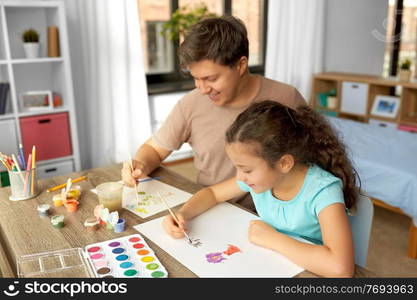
[
  {"left": 46, "top": 175, "right": 87, "bottom": 193},
  {"left": 18, "top": 143, "right": 26, "bottom": 169},
  {"left": 0, "top": 157, "right": 11, "bottom": 171},
  {"left": 157, "top": 191, "right": 193, "bottom": 244},
  {"left": 11, "top": 154, "right": 25, "bottom": 184},
  {"left": 30, "top": 146, "right": 36, "bottom": 195},
  {"left": 23, "top": 154, "right": 32, "bottom": 196}
]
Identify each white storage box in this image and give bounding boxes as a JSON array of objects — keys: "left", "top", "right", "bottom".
[
  {"left": 37, "top": 160, "right": 74, "bottom": 179},
  {"left": 341, "top": 81, "right": 369, "bottom": 115}
]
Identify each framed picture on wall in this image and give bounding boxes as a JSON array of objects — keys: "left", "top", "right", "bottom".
[
  {"left": 371, "top": 95, "right": 400, "bottom": 119},
  {"left": 20, "top": 90, "right": 53, "bottom": 112}
]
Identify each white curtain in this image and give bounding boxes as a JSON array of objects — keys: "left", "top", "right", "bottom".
[
  {"left": 65, "top": 0, "right": 151, "bottom": 168},
  {"left": 265, "top": 0, "right": 326, "bottom": 100}
]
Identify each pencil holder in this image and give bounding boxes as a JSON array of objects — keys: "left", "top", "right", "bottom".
[{"left": 8, "top": 168, "right": 40, "bottom": 201}]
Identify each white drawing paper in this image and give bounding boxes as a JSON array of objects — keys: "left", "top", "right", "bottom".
[
  {"left": 122, "top": 179, "right": 192, "bottom": 218},
  {"left": 134, "top": 202, "right": 304, "bottom": 277}
]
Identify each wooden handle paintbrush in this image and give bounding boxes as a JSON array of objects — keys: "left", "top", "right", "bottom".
[
  {"left": 129, "top": 157, "right": 141, "bottom": 204},
  {"left": 157, "top": 191, "right": 192, "bottom": 244}
]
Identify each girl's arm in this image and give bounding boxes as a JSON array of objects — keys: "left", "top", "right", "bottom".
[
  {"left": 249, "top": 203, "right": 354, "bottom": 277},
  {"left": 163, "top": 176, "right": 246, "bottom": 238}
]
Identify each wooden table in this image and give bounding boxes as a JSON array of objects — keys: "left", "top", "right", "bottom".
[{"left": 0, "top": 164, "right": 374, "bottom": 278}]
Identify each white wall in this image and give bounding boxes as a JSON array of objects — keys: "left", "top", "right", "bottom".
[{"left": 324, "top": 0, "right": 389, "bottom": 75}]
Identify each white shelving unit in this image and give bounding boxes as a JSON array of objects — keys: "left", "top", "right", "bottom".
[{"left": 0, "top": 1, "right": 80, "bottom": 183}]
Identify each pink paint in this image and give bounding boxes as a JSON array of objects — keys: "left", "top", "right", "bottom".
[
  {"left": 94, "top": 260, "right": 108, "bottom": 268},
  {"left": 90, "top": 253, "right": 105, "bottom": 260}
]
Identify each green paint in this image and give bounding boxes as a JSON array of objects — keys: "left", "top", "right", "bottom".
[
  {"left": 124, "top": 269, "right": 138, "bottom": 276},
  {"left": 151, "top": 271, "right": 165, "bottom": 278},
  {"left": 146, "top": 263, "right": 159, "bottom": 270}
]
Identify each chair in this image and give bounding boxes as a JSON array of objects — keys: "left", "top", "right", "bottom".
[{"left": 348, "top": 193, "right": 374, "bottom": 268}]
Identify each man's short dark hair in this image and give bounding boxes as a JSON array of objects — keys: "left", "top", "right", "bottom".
[{"left": 179, "top": 15, "right": 249, "bottom": 69}]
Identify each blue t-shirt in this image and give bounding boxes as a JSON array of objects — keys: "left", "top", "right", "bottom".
[{"left": 237, "top": 164, "right": 345, "bottom": 245}]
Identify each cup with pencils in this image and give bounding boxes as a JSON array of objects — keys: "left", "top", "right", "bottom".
[{"left": 1, "top": 145, "right": 40, "bottom": 201}]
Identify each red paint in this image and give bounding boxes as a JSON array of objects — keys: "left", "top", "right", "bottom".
[
  {"left": 87, "top": 246, "right": 101, "bottom": 253},
  {"left": 129, "top": 237, "right": 141, "bottom": 243}
]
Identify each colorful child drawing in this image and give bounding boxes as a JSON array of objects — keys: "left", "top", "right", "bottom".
[
  {"left": 123, "top": 181, "right": 192, "bottom": 218},
  {"left": 206, "top": 252, "right": 227, "bottom": 264},
  {"left": 205, "top": 244, "right": 241, "bottom": 264},
  {"left": 223, "top": 245, "right": 241, "bottom": 256},
  {"left": 189, "top": 238, "right": 202, "bottom": 248}
]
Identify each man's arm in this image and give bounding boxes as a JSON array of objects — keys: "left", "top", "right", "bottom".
[{"left": 121, "top": 137, "right": 172, "bottom": 187}]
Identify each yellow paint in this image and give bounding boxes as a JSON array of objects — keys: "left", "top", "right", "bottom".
[{"left": 141, "top": 256, "right": 154, "bottom": 263}]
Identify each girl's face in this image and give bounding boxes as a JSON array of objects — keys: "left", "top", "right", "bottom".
[{"left": 226, "top": 142, "right": 284, "bottom": 194}]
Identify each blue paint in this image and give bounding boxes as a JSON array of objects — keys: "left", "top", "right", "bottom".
[
  {"left": 116, "top": 254, "right": 129, "bottom": 261},
  {"left": 112, "top": 247, "right": 125, "bottom": 254},
  {"left": 120, "top": 261, "right": 133, "bottom": 269}
]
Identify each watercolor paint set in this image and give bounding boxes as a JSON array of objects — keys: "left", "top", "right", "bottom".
[
  {"left": 17, "top": 234, "right": 168, "bottom": 278},
  {"left": 85, "top": 234, "right": 168, "bottom": 278}
]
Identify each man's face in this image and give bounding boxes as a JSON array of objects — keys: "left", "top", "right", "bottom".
[{"left": 187, "top": 59, "right": 244, "bottom": 107}]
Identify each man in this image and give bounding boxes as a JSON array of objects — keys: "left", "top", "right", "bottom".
[{"left": 122, "top": 16, "right": 305, "bottom": 209}]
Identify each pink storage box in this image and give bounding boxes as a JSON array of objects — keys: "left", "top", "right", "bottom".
[
  {"left": 398, "top": 124, "right": 417, "bottom": 133},
  {"left": 20, "top": 113, "right": 72, "bottom": 161}
]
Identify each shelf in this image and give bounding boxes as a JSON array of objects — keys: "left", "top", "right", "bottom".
[
  {"left": 37, "top": 156, "right": 74, "bottom": 166},
  {"left": 338, "top": 111, "right": 366, "bottom": 118},
  {"left": 11, "top": 57, "right": 63, "bottom": 64},
  {"left": 0, "top": 113, "right": 14, "bottom": 121},
  {"left": 398, "top": 119, "right": 417, "bottom": 127},
  {"left": 368, "top": 115, "right": 398, "bottom": 123},
  {"left": 315, "top": 106, "right": 339, "bottom": 113},
  {"left": 2, "top": 2, "right": 61, "bottom": 8},
  {"left": 0, "top": 1, "right": 80, "bottom": 173},
  {"left": 18, "top": 107, "right": 69, "bottom": 118}
]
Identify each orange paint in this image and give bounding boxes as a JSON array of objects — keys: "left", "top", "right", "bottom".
[
  {"left": 223, "top": 245, "right": 241, "bottom": 256},
  {"left": 65, "top": 199, "right": 79, "bottom": 212}
]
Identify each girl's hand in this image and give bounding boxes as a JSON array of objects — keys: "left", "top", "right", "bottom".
[
  {"left": 162, "top": 212, "right": 188, "bottom": 239},
  {"left": 248, "top": 220, "right": 277, "bottom": 249},
  {"left": 121, "top": 160, "right": 146, "bottom": 187}
]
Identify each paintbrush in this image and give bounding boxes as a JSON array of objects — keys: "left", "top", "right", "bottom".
[
  {"left": 137, "top": 176, "right": 162, "bottom": 183},
  {"left": 129, "top": 157, "right": 141, "bottom": 205},
  {"left": 157, "top": 191, "right": 193, "bottom": 244}
]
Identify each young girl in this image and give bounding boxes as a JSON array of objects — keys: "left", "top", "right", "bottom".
[{"left": 163, "top": 100, "right": 358, "bottom": 277}]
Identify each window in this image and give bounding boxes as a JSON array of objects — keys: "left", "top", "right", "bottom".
[
  {"left": 232, "top": 0, "right": 264, "bottom": 67},
  {"left": 137, "top": 0, "right": 173, "bottom": 74},
  {"left": 383, "top": 0, "right": 417, "bottom": 77},
  {"left": 137, "top": 0, "right": 268, "bottom": 92}
]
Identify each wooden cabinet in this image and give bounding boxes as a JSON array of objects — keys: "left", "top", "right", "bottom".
[{"left": 311, "top": 72, "right": 417, "bottom": 128}]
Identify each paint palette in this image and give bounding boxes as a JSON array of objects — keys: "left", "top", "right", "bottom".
[{"left": 84, "top": 234, "right": 168, "bottom": 278}]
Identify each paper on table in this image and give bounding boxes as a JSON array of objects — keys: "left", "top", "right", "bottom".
[
  {"left": 122, "top": 179, "right": 192, "bottom": 218},
  {"left": 134, "top": 202, "right": 304, "bottom": 277}
]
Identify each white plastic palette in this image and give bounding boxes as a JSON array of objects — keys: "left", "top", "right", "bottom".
[{"left": 84, "top": 234, "right": 168, "bottom": 278}]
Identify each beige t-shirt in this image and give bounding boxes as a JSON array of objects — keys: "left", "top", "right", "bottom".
[{"left": 153, "top": 76, "right": 306, "bottom": 186}]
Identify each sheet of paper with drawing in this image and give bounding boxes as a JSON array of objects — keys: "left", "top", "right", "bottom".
[
  {"left": 122, "top": 179, "right": 192, "bottom": 218},
  {"left": 134, "top": 202, "right": 304, "bottom": 277}
]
